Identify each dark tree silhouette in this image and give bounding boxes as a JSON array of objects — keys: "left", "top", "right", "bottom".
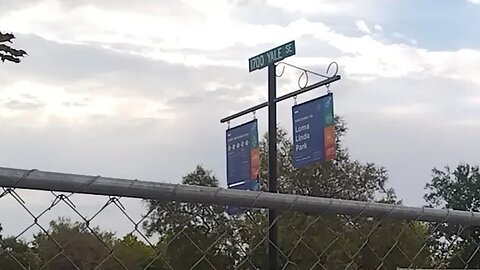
[{"left": 0, "top": 32, "right": 28, "bottom": 63}]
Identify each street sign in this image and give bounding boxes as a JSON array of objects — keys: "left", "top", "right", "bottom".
[
  {"left": 292, "top": 93, "right": 336, "bottom": 168},
  {"left": 224, "top": 37, "right": 341, "bottom": 268},
  {"left": 226, "top": 119, "right": 260, "bottom": 190},
  {"left": 248, "top": 40, "right": 296, "bottom": 72}
]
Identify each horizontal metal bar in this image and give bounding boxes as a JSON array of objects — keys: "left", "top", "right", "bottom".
[
  {"left": 220, "top": 102, "right": 268, "bottom": 124},
  {"left": 220, "top": 75, "right": 341, "bottom": 123},
  {"left": 0, "top": 167, "right": 478, "bottom": 225}
]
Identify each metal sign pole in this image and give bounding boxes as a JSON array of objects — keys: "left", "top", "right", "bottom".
[
  {"left": 267, "top": 64, "right": 278, "bottom": 269},
  {"left": 221, "top": 40, "right": 341, "bottom": 269}
]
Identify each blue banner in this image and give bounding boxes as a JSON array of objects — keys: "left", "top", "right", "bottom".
[
  {"left": 292, "top": 93, "right": 335, "bottom": 168},
  {"left": 226, "top": 120, "right": 260, "bottom": 215},
  {"left": 226, "top": 119, "right": 260, "bottom": 189}
]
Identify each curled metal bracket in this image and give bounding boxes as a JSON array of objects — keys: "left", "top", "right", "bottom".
[
  {"left": 275, "top": 65, "right": 286, "bottom": 77},
  {"left": 326, "top": 61, "right": 339, "bottom": 78},
  {"left": 275, "top": 61, "right": 339, "bottom": 90},
  {"left": 298, "top": 70, "right": 309, "bottom": 89}
]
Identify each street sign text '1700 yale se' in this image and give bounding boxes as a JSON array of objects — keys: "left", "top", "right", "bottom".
[{"left": 248, "top": 40, "right": 296, "bottom": 72}]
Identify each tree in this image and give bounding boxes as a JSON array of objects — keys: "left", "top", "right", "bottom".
[
  {"left": 143, "top": 166, "right": 242, "bottom": 269},
  {"left": 239, "top": 117, "right": 430, "bottom": 269},
  {"left": 142, "top": 118, "right": 431, "bottom": 269},
  {"left": 258, "top": 117, "right": 394, "bottom": 201},
  {"left": 109, "top": 234, "right": 156, "bottom": 270},
  {"left": 0, "top": 224, "right": 41, "bottom": 269},
  {"left": 0, "top": 31, "right": 28, "bottom": 63},
  {"left": 33, "top": 217, "right": 115, "bottom": 270},
  {"left": 424, "top": 163, "right": 480, "bottom": 268},
  {"left": 33, "top": 217, "right": 165, "bottom": 270}
]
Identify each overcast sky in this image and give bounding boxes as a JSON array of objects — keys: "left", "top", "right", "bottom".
[{"left": 0, "top": 0, "right": 479, "bottom": 238}]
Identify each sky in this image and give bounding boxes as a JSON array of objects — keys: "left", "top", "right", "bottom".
[{"left": 0, "top": 0, "right": 479, "bottom": 238}]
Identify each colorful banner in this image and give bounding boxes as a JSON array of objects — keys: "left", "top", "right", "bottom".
[
  {"left": 225, "top": 120, "right": 260, "bottom": 215},
  {"left": 292, "top": 93, "right": 335, "bottom": 168}
]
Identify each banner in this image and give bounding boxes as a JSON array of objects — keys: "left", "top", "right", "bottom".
[
  {"left": 225, "top": 120, "right": 260, "bottom": 214},
  {"left": 292, "top": 93, "right": 335, "bottom": 168}
]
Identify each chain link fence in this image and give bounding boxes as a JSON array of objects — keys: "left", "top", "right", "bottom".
[{"left": 0, "top": 167, "right": 480, "bottom": 269}]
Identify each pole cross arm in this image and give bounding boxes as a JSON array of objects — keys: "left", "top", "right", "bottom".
[{"left": 220, "top": 75, "right": 341, "bottom": 123}]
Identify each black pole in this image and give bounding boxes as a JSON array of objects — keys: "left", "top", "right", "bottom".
[{"left": 267, "top": 64, "right": 278, "bottom": 269}]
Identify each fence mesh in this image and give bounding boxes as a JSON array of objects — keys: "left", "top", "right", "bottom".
[{"left": 0, "top": 168, "right": 480, "bottom": 269}]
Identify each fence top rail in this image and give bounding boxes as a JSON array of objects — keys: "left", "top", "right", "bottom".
[{"left": 0, "top": 166, "right": 478, "bottom": 224}]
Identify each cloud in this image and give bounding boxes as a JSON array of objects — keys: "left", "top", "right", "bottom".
[
  {"left": 374, "top": 24, "right": 382, "bottom": 31},
  {"left": 0, "top": 0, "right": 367, "bottom": 55},
  {"left": 265, "top": 0, "right": 362, "bottom": 15},
  {"left": 0, "top": 34, "right": 266, "bottom": 182},
  {"left": 7, "top": 2, "right": 475, "bottom": 91},
  {"left": 0, "top": 0, "right": 38, "bottom": 15},
  {"left": 334, "top": 75, "right": 480, "bottom": 205},
  {"left": 230, "top": 0, "right": 294, "bottom": 26},
  {"left": 0, "top": 0, "right": 471, "bottom": 80},
  {"left": 355, "top": 20, "right": 372, "bottom": 34},
  {"left": 392, "top": 32, "right": 418, "bottom": 46},
  {"left": 2, "top": 94, "right": 45, "bottom": 110},
  {"left": 2, "top": 34, "right": 267, "bottom": 97},
  {"left": 287, "top": 21, "right": 480, "bottom": 85},
  {"left": 467, "top": 0, "right": 480, "bottom": 4}
]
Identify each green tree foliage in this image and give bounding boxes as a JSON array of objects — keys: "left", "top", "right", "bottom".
[
  {"left": 259, "top": 117, "right": 394, "bottom": 201},
  {"left": 0, "top": 31, "right": 28, "bottom": 63},
  {"left": 0, "top": 236, "right": 41, "bottom": 269},
  {"left": 424, "top": 163, "right": 480, "bottom": 268},
  {"left": 0, "top": 224, "right": 41, "bottom": 269},
  {"left": 33, "top": 217, "right": 115, "bottom": 269},
  {"left": 110, "top": 234, "right": 155, "bottom": 270},
  {"left": 241, "top": 117, "right": 430, "bottom": 269},
  {"left": 143, "top": 166, "right": 242, "bottom": 269},
  {"left": 142, "top": 118, "right": 431, "bottom": 269},
  {"left": 0, "top": 117, "right": 435, "bottom": 269},
  {"left": 33, "top": 217, "right": 162, "bottom": 269}
]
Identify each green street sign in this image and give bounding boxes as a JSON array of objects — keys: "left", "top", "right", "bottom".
[{"left": 248, "top": 40, "right": 296, "bottom": 72}]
